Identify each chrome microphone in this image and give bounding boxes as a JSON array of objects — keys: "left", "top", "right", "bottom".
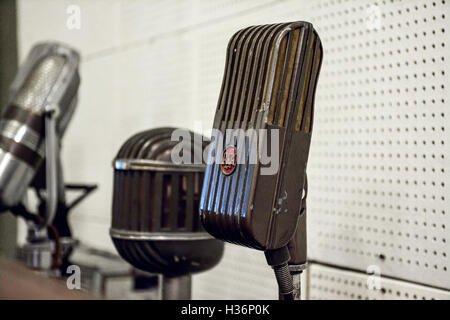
[
  {"left": 0, "top": 42, "right": 83, "bottom": 271},
  {"left": 0, "top": 42, "right": 79, "bottom": 219},
  {"left": 111, "top": 127, "right": 224, "bottom": 300},
  {"left": 200, "top": 22, "right": 323, "bottom": 300}
]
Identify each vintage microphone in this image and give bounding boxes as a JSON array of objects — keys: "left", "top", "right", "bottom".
[
  {"left": 0, "top": 42, "right": 90, "bottom": 271},
  {"left": 110, "top": 127, "right": 224, "bottom": 300},
  {"left": 200, "top": 21, "right": 323, "bottom": 300}
]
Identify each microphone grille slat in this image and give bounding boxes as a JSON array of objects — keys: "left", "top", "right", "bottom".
[
  {"left": 294, "top": 32, "right": 316, "bottom": 132},
  {"left": 151, "top": 172, "right": 163, "bottom": 230},
  {"left": 130, "top": 170, "right": 141, "bottom": 231},
  {"left": 274, "top": 28, "right": 301, "bottom": 127},
  {"left": 185, "top": 173, "right": 194, "bottom": 230},
  {"left": 267, "top": 35, "right": 288, "bottom": 125},
  {"left": 168, "top": 173, "right": 179, "bottom": 229},
  {"left": 303, "top": 40, "right": 323, "bottom": 133},
  {"left": 140, "top": 171, "right": 151, "bottom": 231}
]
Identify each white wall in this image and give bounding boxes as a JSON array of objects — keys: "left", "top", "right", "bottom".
[{"left": 16, "top": 0, "right": 450, "bottom": 299}]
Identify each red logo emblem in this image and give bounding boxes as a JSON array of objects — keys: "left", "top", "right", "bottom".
[{"left": 220, "top": 146, "right": 237, "bottom": 176}]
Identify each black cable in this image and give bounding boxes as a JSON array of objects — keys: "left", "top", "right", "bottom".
[{"left": 265, "top": 246, "right": 295, "bottom": 300}]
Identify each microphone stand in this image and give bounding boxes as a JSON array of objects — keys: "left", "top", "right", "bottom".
[
  {"left": 19, "top": 106, "right": 60, "bottom": 271},
  {"left": 264, "top": 179, "right": 308, "bottom": 301},
  {"left": 161, "top": 274, "right": 192, "bottom": 300},
  {"left": 17, "top": 106, "right": 97, "bottom": 272}
]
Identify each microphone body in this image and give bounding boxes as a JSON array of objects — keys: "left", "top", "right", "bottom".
[
  {"left": 200, "top": 22, "right": 323, "bottom": 251},
  {"left": 110, "top": 127, "right": 224, "bottom": 299},
  {"left": 0, "top": 43, "right": 80, "bottom": 209}
]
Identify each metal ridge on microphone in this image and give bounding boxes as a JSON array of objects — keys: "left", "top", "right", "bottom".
[
  {"left": 114, "top": 158, "right": 205, "bottom": 172},
  {"left": 110, "top": 228, "right": 214, "bottom": 241}
]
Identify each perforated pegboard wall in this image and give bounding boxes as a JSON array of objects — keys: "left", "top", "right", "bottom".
[
  {"left": 306, "top": 0, "right": 450, "bottom": 290},
  {"left": 308, "top": 263, "right": 450, "bottom": 300}
]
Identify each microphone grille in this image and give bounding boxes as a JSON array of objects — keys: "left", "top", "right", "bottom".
[
  {"left": 13, "top": 55, "right": 66, "bottom": 112},
  {"left": 111, "top": 127, "right": 209, "bottom": 234},
  {"left": 110, "top": 128, "right": 224, "bottom": 276}
]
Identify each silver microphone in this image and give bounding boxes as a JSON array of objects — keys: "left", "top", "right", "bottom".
[{"left": 0, "top": 42, "right": 80, "bottom": 226}]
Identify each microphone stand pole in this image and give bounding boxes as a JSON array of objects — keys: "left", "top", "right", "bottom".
[{"left": 161, "top": 274, "right": 192, "bottom": 300}]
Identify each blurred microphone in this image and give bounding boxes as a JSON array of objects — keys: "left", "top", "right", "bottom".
[
  {"left": 0, "top": 42, "right": 81, "bottom": 270},
  {"left": 0, "top": 42, "right": 79, "bottom": 216},
  {"left": 200, "top": 22, "right": 323, "bottom": 299},
  {"left": 110, "top": 127, "right": 224, "bottom": 300}
]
